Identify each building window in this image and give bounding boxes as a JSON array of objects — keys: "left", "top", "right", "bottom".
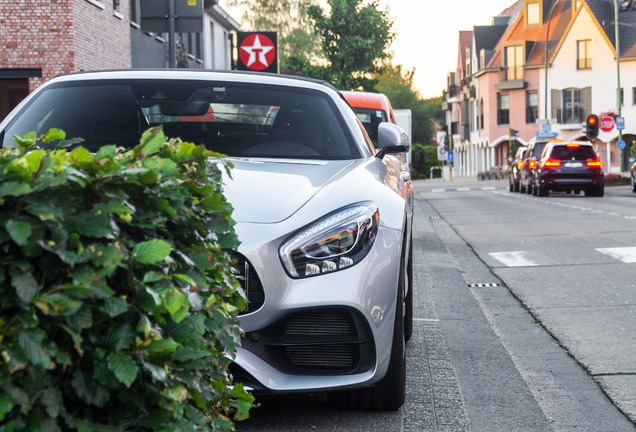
[
  {"left": 498, "top": 93, "right": 510, "bottom": 125},
  {"left": 480, "top": 99, "right": 484, "bottom": 129},
  {"left": 480, "top": 49, "right": 486, "bottom": 71},
  {"left": 562, "top": 88, "right": 582, "bottom": 123},
  {"left": 619, "top": 88, "right": 624, "bottom": 106},
  {"left": 526, "top": 1, "right": 541, "bottom": 26},
  {"left": 505, "top": 45, "right": 524, "bottom": 80},
  {"left": 577, "top": 40, "right": 592, "bottom": 69},
  {"left": 130, "top": 0, "right": 140, "bottom": 25},
  {"left": 526, "top": 91, "right": 538, "bottom": 123},
  {"left": 632, "top": 87, "right": 636, "bottom": 105},
  {"left": 465, "top": 47, "right": 471, "bottom": 76}
]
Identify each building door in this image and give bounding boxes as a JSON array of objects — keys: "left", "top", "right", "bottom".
[{"left": 0, "top": 79, "right": 30, "bottom": 121}]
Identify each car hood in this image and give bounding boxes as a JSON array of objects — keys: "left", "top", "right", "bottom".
[{"left": 220, "top": 158, "right": 357, "bottom": 224}]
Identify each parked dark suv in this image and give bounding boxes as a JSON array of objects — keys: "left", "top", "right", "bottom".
[
  {"left": 519, "top": 140, "right": 549, "bottom": 194},
  {"left": 532, "top": 141, "right": 604, "bottom": 197}
]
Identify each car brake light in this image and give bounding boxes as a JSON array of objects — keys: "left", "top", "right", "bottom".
[
  {"left": 566, "top": 143, "right": 580, "bottom": 148},
  {"left": 529, "top": 160, "right": 537, "bottom": 170},
  {"left": 517, "top": 161, "right": 524, "bottom": 169},
  {"left": 544, "top": 159, "right": 561, "bottom": 168},
  {"left": 586, "top": 158, "right": 602, "bottom": 168}
]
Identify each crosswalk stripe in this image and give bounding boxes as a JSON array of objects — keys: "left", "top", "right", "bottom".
[
  {"left": 596, "top": 247, "right": 636, "bottom": 263},
  {"left": 489, "top": 251, "right": 539, "bottom": 267}
]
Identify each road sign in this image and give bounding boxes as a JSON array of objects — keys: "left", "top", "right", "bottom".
[
  {"left": 617, "top": 140, "right": 626, "bottom": 150},
  {"left": 600, "top": 116, "right": 615, "bottom": 132},
  {"left": 616, "top": 116, "right": 625, "bottom": 131},
  {"left": 236, "top": 32, "right": 278, "bottom": 73},
  {"left": 437, "top": 144, "right": 447, "bottom": 161},
  {"left": 447, "top": 151, "right": 454, "bottom": 162},
  {"left": 140, "top": 0, "right": 203, "bottom": 33},
  {"left": 535, "top": 132, "right": 558, "bottom": 139},
  {"left": 540, "top": 123, "right": 552, "bottom": 134}
]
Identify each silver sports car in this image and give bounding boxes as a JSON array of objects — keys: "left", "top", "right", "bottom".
[{"left": 0, "top": 70, "right": 414, "bottom": 411}]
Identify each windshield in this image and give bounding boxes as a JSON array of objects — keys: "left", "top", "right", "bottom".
[
  {"left": 2, "top": 79, "right": 359, "bottom": 160},
  {"left": 549, "top": 145, "right": 597, "bottom": 160}
]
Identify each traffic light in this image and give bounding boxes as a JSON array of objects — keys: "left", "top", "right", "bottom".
[{"left": 586, "top": 114, "right": 599, "bottom": 140}]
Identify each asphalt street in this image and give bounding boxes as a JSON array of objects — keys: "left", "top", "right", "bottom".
[{"left": 235, "top": 177, "right": 636, "bottom": 431}]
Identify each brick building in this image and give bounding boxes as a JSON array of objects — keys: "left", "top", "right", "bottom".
[{"left": 0, "top": 0, "right": 131, "bottom": 120}]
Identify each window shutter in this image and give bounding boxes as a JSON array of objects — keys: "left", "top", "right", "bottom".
[
  {"left": 551, "top": 89, "right": 560, "bottom": 120},
  {"left": 582, "top": 86, "right": 592, "bottom": 118}
]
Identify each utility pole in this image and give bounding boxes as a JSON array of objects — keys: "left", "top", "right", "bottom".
[{"left": 615, "top": 0, "right": 625, "bottom": 171}]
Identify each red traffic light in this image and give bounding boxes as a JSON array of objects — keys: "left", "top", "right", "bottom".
[{"left": 586, "top": 114, "right": 599, "bottom": 139}]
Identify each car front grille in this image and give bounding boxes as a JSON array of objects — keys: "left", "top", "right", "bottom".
[
  {"left": 282, "top": 311, "right": 359, "bottom": 370},
  {"left": 232, "top": 253, "right": 265, "bottom": 315}
]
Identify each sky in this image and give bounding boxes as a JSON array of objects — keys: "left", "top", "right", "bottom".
[{"left": 220, "top": 0, "right": 518, "bottom": 99}]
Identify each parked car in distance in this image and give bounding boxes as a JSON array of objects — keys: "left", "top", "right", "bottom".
[
  {"left": 341, "top": 91, "right": 412, "bottom": 172},
  {"left": 341, "top": 91, "right": 397, "bottom": 147},
  {"left": 509, "top": 145, "right": 527, "bottom": 192},
  {"left": 0, "top": 69, "right": 414, "bottom": 411},
  {"left": 532, "top": 140, "right": 604, "bottom": 197},
  {"left": 631, "top": 160, "right": 636, "bottom": 192},
  {"left": 519, "top": 139, "right": 550, "bottom": 194}
]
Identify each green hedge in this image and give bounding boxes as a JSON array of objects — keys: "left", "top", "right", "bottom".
[{"left": 0, "top": 128, "right": 253, "bottom": 431}]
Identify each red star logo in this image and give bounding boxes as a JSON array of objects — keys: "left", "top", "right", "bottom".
[{"left": 239, "top": 34, "right": 276, "bottom": 71}]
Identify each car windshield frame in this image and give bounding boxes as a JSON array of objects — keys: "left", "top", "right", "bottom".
[{"left": 1, "top": 78, "right": 362, "bottom": 161}]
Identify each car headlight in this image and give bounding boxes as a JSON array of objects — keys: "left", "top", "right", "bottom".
[{"left": 279, "top": 202, "right": 379, "bottom": 278}]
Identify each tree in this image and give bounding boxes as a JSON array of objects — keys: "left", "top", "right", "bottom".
[
  {"left": 376, "top": 63, "right": 443, "bottom": 147},
  {"left": 306, "top": 0, "right": 394, "bottom": 90},
  {"left": 226, "top": 0, "right": 320, "bottom": 70}
]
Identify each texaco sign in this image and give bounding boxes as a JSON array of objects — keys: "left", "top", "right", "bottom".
[{"left": 236, "top": 32, "right": 278, "bottom": 73}]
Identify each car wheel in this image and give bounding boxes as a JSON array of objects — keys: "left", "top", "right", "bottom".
[
  {"left": 514, "top": 180, "right": 520, "bottom": 192},
  {"left": 509, "top": 180, "right": 514, "bottom": 192},
  {"left": 328, "top": 255, "right": 406, "bottom": 411},
  {"left": 520, "top": 182, "right": 526, "bottom": 194},
  {"left": 404, "top": 238, "right": 413, "bottom": 343},
  {"left": 592, "top": 186, "right": 604, "bottom": 197},
  {"left": 631, "top": 175, "right": 636, "bottom": 193},
  {"left": 538, "top": 181, "right": 549, "bottom": 197},
  {"left": 526, "top": 180, "right": 533, "bottom": 194}
]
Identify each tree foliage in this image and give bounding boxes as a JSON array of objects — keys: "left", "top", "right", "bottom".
[
  {"left": 0, "top": 128, "right": 254, "bottom": 431},
  {"left": 376, "top": 63, "right": 443, "bottom": 146},
  {"left": 306, "top": 0, "right": 394, "bottom": 90}
]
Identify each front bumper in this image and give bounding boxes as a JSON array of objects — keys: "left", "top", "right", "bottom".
[{"left": 232, "top": 226, "right": 402, "bottom": 393}]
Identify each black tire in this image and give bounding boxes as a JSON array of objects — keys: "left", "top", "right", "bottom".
[
  {"left": 328, "top": 255, "right": 406, "bottom": 411},
  {"left": 538, "top": 181, "right": 549, "bottom": 197},
  {"left": 514, "top": 180, "right": 520, "bottom": 192},
  {"left": 404, "top": 239, "right": 413, "bottom": 343},
  {"left": 526, "top": 180, "right": 533, "bottom": 194},
  {"left": 593, "top": 186, "right": 604, "bottom": 197},
  {"left": 631, "top": 176, "right": 636, "bottom": 193},
  {"left": 509, "top": 181, "right": 514, "bottom": 192},
  {"left": 520, "top": 182, "right": 526, "bottom": 194}
]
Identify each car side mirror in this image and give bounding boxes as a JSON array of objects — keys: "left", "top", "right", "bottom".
[{"left": 375, "top": 122, "right": 410, "bottom": 159}]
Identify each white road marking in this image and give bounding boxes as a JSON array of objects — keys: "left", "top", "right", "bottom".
[
  {"left": 482, "top": 187, "right": 496, "bottom": 190},
  {"left": 432, "top": 189, "right": 446, "bottom": 193},
  {"left": 489, "top": 251, "right": 539, "bottom": 267},
  {"left": 414, "top": 318, "right": 440, "bottom": 322},
  {"left": 596, "top": 247, "right": 636, "bottom": 263},
  {"left": 457, "top": 187, "right": 471, "bottom": 191}
]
